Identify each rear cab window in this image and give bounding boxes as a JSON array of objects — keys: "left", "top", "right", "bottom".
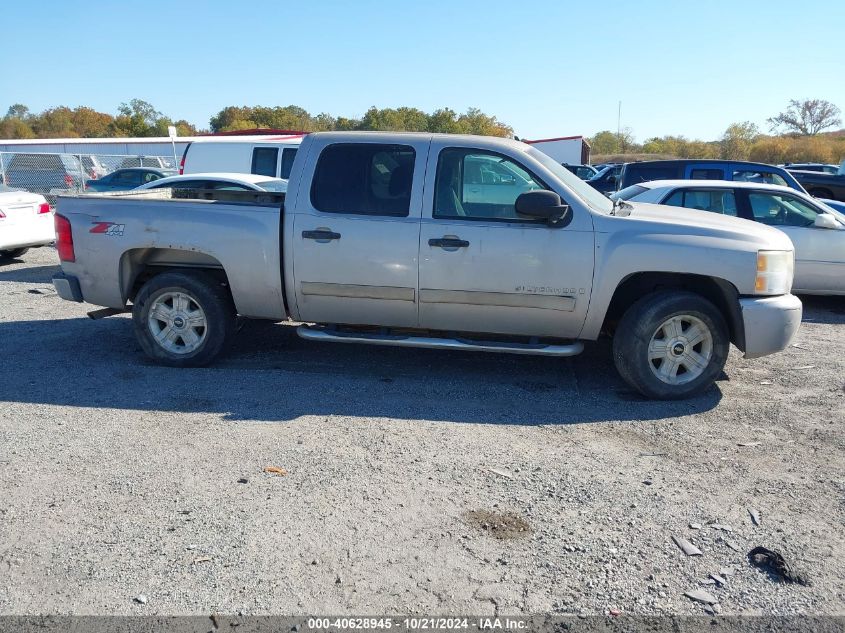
[
  {"left": 626, "top": 165, "right": 680, "bottom": 184},
  {"left": 310, "top": 144, "right": 415, "bottom": 216},
  {"left": 690, "top": 169, "right": 724, "bottom": 179}
]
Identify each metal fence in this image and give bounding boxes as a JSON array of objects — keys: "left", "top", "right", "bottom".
[{"left": 0, "top": 151, "right": 177, "bottom": 205}]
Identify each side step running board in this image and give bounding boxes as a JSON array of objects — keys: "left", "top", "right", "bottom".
[{"left": 296, "top": 325, "right": 584, "bottom": 357}]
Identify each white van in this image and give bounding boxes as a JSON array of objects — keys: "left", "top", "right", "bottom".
[{"left": 179, "top": 135, "right": 303, "bottom": 179}]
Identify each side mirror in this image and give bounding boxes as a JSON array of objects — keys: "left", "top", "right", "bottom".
[
  {"left": 814, "top": 213, "right": 843, "bottom": 229},
  {"left": 515, "top": 190, "right": 570, "bottom": 224}
]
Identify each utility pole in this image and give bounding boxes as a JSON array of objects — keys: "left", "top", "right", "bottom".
[{"left": 617, "top": 101, "right": 622, "bottom": 151}]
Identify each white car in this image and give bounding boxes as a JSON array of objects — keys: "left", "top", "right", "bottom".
[
  {"left": 0, "top": 186, "right": 54, "bottom": 260},
  {"left": 614, "top": 180, "right": 845, "bottom": 295},
  {"left": 135, "top": 172, "right": 288, "bottom": 192}
]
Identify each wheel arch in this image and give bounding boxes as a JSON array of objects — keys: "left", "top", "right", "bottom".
[
  {"left": 602, "top": 272, "right": 745, "bottom": 351},
  {"left": 120, "top": 248, "right": 231, "bottom": 304}
]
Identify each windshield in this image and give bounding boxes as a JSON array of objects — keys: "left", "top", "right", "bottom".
[
  {"left": 526, "top": 147, "right": 613, "bottom": 214},
  {"left": 610, "top": 184, "right": 647, "bottom": 201},
  {"left": 257, "top": 179, "right": 288, "bottom": 192},
  {"left": 588, "top": 166, "right": 612, "bottom": 181}
]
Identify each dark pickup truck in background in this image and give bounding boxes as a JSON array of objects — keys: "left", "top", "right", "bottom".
[{"left": 790, "top": 168, "right": 845, "bottom": 201}]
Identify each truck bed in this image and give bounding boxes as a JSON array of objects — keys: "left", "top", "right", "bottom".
[{"left": 54, "top": 189, "right": 288, "bottom": 320}]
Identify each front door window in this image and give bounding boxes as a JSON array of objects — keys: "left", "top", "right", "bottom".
[{"left": 434, "top": 149, "right": 546, "bottom": 221}]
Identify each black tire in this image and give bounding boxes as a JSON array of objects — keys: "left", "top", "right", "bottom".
[
  {"left": 132, "top": 270, "right": 236, "bottom": 367},
  {"left": 612, "top": 290, "right": 729, "bottom": 400},
  {"left": 808, "top": 188, "right": 834, "bottom": 199},
  {"left": 0, "top": 248, "right": 30, "bottom": 260}
]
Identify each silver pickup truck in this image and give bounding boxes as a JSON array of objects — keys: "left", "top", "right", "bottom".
[{"left": 52, "top": 132, "right": 802, "bottom": 399}]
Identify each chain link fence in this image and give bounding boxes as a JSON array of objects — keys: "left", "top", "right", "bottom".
[{"left": 0, "top": 152, "right": 177, "bottom": 205}]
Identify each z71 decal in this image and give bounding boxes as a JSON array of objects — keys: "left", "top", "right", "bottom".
[{"left": 90, "top": 222, "right": 125, "bottom": 236}]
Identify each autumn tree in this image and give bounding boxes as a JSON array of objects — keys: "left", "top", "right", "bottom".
[
  {"left": 0, "top": 117, "right": 35, "bottom": 139},
  {"left": 720, "top": 121, "right": 759, "bottom": 160},
  {"left": 590, "top": 128, "right": 637, "bottom": 155},
  {"left": 1, "top": 104, "right": 36, "bottom": 138},
  {"left": 69, "top": 107, "right": 114, "bottom": 137},
  {"left": 767, "top": 99, "right": 842, "bottom": 136},
  {"left": 6, "top": 104, "right": 30, "bottom": 120}
]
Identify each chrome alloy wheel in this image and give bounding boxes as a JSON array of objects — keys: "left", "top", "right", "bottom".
[
  {"left": 147, "top": 291, "right": 208, "bottom": 354},
  {"left": 647, "top": 315, "right": 713, "bottom": 385}
]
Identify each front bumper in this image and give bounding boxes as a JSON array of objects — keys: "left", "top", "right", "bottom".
[
  {"left": 740, "top": 294, "right": 802, "bottom": 359},
  {"left": 52, "top": 272, "right": 84, "bottom": 302}
]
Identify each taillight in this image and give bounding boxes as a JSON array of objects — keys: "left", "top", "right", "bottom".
[
  {"left": 179, "top": 155, "right": 185, "bottom": 175},
  {"left": 64, "top": 174, "right": 74, "bottom": 187},
  {"left": 55, "top": 214, "right": 75, "bottom": 262},
  {"left": 38, "top": 202, "right": 51, "bottom": 214}
]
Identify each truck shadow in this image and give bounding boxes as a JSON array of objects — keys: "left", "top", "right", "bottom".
[
  {"left": 0, "top": 316, "right": 723, "bottom": 425},
  {"left": 0, "top": 264, "right": 60, "bottom": 284}
]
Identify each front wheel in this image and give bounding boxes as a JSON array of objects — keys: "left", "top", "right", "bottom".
[
  {"left": 612, "top": 291, "right": 729, "bottom": 399},
  {"left": 132, "top": 271, "right": 236, "bottom": 367}
]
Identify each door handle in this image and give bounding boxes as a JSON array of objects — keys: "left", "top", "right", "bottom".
[
  {"left": 302, "top": 229, "right": 341, "bottom": 241},
  {"left": 429, "top": 237, "right": 469, "bottom": 248}
]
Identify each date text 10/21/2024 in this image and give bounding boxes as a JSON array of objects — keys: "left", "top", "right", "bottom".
[{"left": 306, "top": 617, "right": 528, "bottom": 631}]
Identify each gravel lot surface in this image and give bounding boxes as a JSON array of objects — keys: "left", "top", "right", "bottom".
[{"left": 0, "top": 246, "right": 843, "bottom": 617}]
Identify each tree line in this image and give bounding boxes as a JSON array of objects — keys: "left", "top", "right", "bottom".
[
  {"left": 1, "top": 97, "right": 841, "bottom": 165},
  {"left": 0, "top": 100, "right": 513, "bottom": 140},
  {"left": 0, "top": 100, "right": 200, "bottom": 139},
  {"left": 209, "top": 104, "right": 513, "bottom": 137},
  {"left": 589, "top": 99, "right": 844, "bottom": 164}
]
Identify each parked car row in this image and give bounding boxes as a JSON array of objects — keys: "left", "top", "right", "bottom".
[{"left": 612, "top": 180, "right": 844, "bottom": 295}]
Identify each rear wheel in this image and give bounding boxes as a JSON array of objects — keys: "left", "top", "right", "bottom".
[
  {"left": 612, "top": 291, "right": 729, "bottom": 399},
  {"left": 132, "top": 271, "right": 236, "bottom": 367},
  {"left": 808, "top": 187, "right": 834, "bottom": 199},
  {"left": 0, "top": 248, "right": 30, "bottom": 260}
]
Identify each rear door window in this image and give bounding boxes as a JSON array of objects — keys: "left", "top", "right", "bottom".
[
  {"left": 251, "top": 147, "right": 279, "bottom": 177},
  {"left": 310, "top": 143, "right": 415, "bottom": 216}
]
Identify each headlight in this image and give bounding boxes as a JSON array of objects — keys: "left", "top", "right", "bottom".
[{"left": 755, "top": 250, "right": 793, "bottom": 295}]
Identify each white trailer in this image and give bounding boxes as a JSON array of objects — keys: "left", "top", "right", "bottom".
[
  {"left": 0, "top": 133, "right": 304, "bottom": 159},
  {"left": 522, "top": 135, "right": 591, "bottom": 165}
]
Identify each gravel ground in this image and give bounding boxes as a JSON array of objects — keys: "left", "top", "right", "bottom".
[{"left": 0, "top": 246, "right": 843, "bottom": 617}]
